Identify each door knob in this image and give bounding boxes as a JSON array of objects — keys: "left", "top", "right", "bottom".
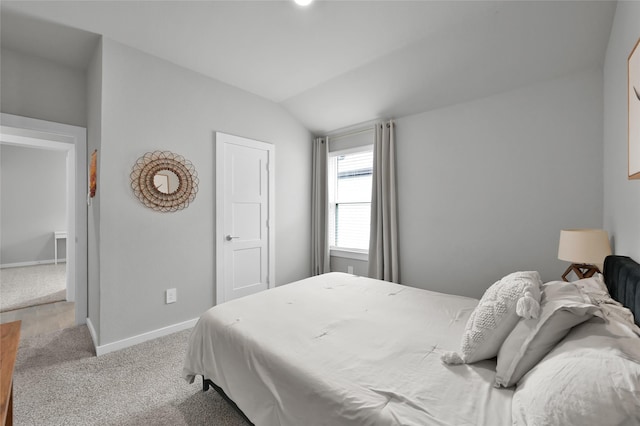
[{"left": 226, "top": 235, "right": 240, "bottom": 241}]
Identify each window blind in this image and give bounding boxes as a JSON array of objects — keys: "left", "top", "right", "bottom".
[{"left": 329, "top": 149, "right": 373, "bottom": 251}]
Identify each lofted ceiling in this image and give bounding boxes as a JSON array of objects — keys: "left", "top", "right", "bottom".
[{"left": 1, "top": 1, "right": 616, "bottom": 134}]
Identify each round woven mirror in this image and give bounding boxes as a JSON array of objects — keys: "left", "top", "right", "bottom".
[{"left": 130, "top": 151, "right": 199, "bottom": 212}]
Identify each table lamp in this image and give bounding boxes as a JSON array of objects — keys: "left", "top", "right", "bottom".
[{"left": 558, "top": 229, "right": 611, "bottom": 281}]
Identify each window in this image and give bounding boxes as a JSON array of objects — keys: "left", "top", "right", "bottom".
[{"left": 328, "top": 146, "right": 373, "bottom": 254}]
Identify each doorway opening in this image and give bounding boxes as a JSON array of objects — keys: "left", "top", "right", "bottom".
[
  {"left": 0, "top": 113, "right": 87, "bottom": 336},
  {"left": 0, "top": 145, "right": 68, "bottom": 311}
]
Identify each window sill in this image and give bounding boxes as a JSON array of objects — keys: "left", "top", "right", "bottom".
[{"left": 330, "top": 248, "right": 368, "bottom": 261}]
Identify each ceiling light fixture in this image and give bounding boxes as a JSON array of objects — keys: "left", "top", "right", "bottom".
[{"left": 294, "top": 0, "right": 313, "bottom": 6}]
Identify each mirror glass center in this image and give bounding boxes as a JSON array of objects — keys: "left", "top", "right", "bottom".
[{"left": 153, "top": 170, "right": 180, "bottom": 194}]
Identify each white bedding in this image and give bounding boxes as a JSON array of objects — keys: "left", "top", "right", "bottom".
[
  {"left": 183, "top": 273, "right": 514, "bottom": 426},
  {"left": 512, "top": 312, "right": 640, "bottom": 425}
]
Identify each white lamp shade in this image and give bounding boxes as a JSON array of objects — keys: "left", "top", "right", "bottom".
[{"left": 558, "top": 229, "right": 612, "bottom": 265}]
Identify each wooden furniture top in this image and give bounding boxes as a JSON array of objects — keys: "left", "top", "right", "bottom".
[{"left": 1, "top": 321, "right": 21, "bottom": 426}]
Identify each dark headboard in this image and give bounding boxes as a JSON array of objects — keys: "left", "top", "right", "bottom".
[{"left": 603, "top": 255, "right": 640, "bottom": 327}]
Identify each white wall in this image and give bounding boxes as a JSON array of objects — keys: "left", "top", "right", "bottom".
[
  {"left": 0, "top": 145, "right": 66, "bottom": 265},
  {"left": 396, "top": 69, "right": 604, "bottom": 299},
  {"left": 0, "top": 48, "right": 87, "bottom": 127},
  {"left": 95, "top": 39, "right": 311, "bottom": 345},
  {"left": 603, "top": 1, "right": 640, "bottom": 261}
]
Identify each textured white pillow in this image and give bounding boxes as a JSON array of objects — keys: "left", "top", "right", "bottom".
[
  {"left": 512, "top": 316, "right": 640, "bottom": 426},
  {"left": 495, "top": 282, "right": 600, "bottom": 387},
  {"left": 442, "top": 271, "right": 542, "bottom": 365}
]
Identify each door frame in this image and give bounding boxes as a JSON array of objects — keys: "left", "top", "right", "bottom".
[
  {"left": 214, "top": 131, "right": 275, "bottom": 305},
  {"left": 0, "top": 113, "right": 87, "bottom": 325}
]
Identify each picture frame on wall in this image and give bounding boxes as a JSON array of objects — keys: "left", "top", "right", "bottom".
[{"left": 629, "top": 37, "right": 640, "bottom": 180}]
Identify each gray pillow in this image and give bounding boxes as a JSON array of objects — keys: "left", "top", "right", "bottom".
[{"left": 495, "top": 282, "right": 600, "bottom": 388}]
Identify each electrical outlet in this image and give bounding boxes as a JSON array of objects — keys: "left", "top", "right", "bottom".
[
  {"left": 347, "top": 266, "right": 354, "bottom": 274},
  {"left": 166, "top": 288, "right": 177, "bottom": 304}
]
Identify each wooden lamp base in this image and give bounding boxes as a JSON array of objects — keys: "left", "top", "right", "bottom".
[{"left": 561, "top": 263, "right": 601, "bottom": 282}]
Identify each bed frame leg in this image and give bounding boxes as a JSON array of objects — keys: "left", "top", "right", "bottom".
[{"left": 202, "top": 376, "right": 211, "bottom": 392}]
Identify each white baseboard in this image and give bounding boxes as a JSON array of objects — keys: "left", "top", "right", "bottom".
[
  {"left": 91, "top": 318, "right": 198, "bottom": 356},
  {"left": 1, "top": 259, "right": 66, "bottom": 269}
]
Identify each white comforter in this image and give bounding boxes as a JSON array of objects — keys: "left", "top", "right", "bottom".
[{"left": 183, "top": 273, "right": 513, "bottom": 426}]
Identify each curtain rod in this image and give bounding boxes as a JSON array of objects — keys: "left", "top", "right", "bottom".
[{"left": 327, "top": 126, "right": 374, "bottom": 141}]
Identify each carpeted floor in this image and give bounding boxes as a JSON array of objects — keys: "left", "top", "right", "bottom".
[
  {"left": 14, "top": 325, "right": 249, "bottom": 426},
  {"left": 0, "top": 264, "right": 66, "bottom": 312}
]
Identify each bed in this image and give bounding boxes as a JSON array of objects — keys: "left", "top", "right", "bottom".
[{"left": 183, "top": 255, "right": 640, "bottom": 425}]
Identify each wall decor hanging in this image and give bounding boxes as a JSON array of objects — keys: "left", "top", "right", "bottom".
[
  {"left": 130, "top": 150, "right": 199, "bottom": 212},
  {"left": 629, "top": 37, "right": 640, "bottom": 180},
  {"left": 89, "top": 149, "right": 97, "bottom": 198}
]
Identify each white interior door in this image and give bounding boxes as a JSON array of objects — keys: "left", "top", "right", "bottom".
[{"left": 216, "top": 132, "right": 275, "bottom": 304}]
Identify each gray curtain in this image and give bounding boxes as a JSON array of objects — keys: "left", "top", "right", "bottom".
[
  {"left": 368, "top": 121, "right": 399, "bottom": 282},
  {"left": 311, "top": 137, "right": 330, "bottom": 275}
]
